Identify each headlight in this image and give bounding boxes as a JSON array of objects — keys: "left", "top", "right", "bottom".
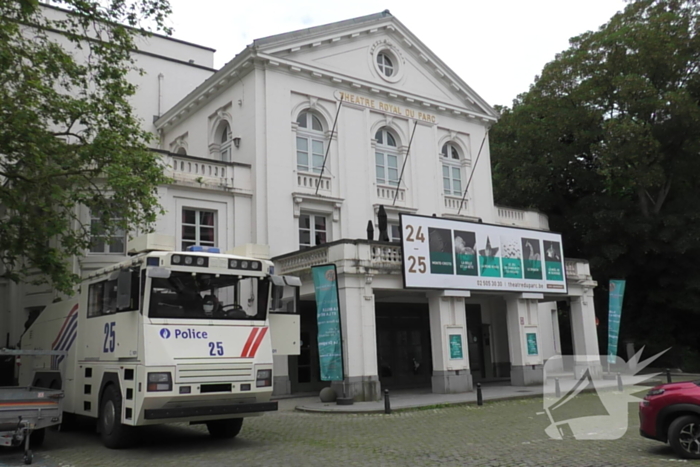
[
  {"left": 229, "top": 260, "right": 238, "bottom": 268},
  {"left": 171, "top": 255, "right": 181, "bottom": 264},
  {"left": 241, "top": 261, "right": 249, "bottom": 269},
  {"left": 147, "top": 372, "right": 172, "bottom": 392},
  {"left": 184, "top": 256, "right": 193, "bottom": 265},
  {"left": 256, "top": 369, "right": 272, "bottom": 387},
  {"left": 646, "top": 388, "right": 665, "bottom": 397},
  {"left": 196, "top": 257, "right": 205, "bottom": 266}
]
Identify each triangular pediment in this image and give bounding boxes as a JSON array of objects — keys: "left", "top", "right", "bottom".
[{"left": 253, "top": 13, "right": 496, "bottom": 119}]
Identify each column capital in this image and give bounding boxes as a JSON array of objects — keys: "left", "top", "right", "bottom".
[
  {"left": 427, "top": 289, "right": 470, "bottom": 299},
  {"left": 517, "top": 293, "right": 543, "bottom": 300}
]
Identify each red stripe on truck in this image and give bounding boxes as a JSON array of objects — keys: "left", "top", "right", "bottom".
[
  {"left": 241, "top": 328, "right": 259, "bottom": 357},
  {"left": 247, "top": 327, "right": 268, "bottom": 358}
]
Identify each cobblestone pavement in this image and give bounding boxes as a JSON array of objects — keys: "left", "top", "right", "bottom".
[{"left": 0, "top": 393, "right": 686, "bottom": 467}]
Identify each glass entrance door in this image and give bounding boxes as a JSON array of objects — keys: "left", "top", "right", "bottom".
[
  {"left": 466, "top": 305, "right": 486, "bottom": 381},
  {"left": 376, "top": 303, "right": 432, "bottom": 389},
  {"left": 289, "top": 301, "right": 327, "bottom": 393}
]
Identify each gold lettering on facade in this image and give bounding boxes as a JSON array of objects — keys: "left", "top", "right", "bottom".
[{"left": 336, "top": 90, "right": 437, "bottom": 124}]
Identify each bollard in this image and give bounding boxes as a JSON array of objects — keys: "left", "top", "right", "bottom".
[
  {"left": 477, "top": 383, "right": 483, "bottom": 406},
  {"left": 666, "top": 368, "right": 672, "bottom": 384},
  {"left": 617, "top": 372, "right": 623, "bottom": 392},
  {"left": 384, "top": 389, "right": 391, "bottom": 414},
  {"left": 555, "top": 377, "right": 561, "bottom": 398}
]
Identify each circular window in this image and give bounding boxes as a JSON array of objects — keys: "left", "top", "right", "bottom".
[{"left": 370, "top": 41, "right": 403, "bottom": 83}]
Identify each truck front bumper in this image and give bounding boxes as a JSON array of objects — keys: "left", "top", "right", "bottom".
[{"left": 144, "top": 401, "right": 278, "bottom": 420}]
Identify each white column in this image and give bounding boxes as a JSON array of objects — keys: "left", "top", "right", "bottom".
[
  {"left": 428, "top": 293, "right": 472, "bottom": 393},
  {"left": 506, "top": 296, "right": 544, "bottom": 386},
  {"left": 570, "top": 290, "right": 603, "bottom": 379},
  {"left": 334, "top": 274, "right": 380, "bottom": 401}
]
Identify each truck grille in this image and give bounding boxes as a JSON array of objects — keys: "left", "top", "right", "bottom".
[{"left": 174, "top": 360, "right": 253, "bottom": 384}]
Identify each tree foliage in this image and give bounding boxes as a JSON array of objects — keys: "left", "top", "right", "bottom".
[
  {"left": 0, "top": 0, "right": 172, "bottom": 294},
  {"left": 491, "top": 0, "right": 700, "bottom": 363}
]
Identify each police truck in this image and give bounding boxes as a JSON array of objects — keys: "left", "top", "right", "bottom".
[{"left": 18, "top": 239, "right": 300, "bottom": 448}]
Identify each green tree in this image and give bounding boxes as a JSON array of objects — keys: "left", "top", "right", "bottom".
[
  {"left": 0, "top": 0, "right": 172, "bottom": 294},
  {"left": 491, "top": 0, "right": 700, "bottom": 366}
]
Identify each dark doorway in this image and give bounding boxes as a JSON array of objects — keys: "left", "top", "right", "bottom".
[
  {"left": 288, "top": 301, "right": 328, "bottom": 393},
  {"left": 558, "top": 300, "right": 574, "bottom": 371},
  {"left": 465, "top": 304, "right": 487, "bottom": 381},
  {"left": 376, "top": 303, "right": 432, "bottom": 389}
]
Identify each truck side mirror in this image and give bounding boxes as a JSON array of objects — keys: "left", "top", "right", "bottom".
[{"left": 271, "top": 284, "right": 284, "bottom": 311}]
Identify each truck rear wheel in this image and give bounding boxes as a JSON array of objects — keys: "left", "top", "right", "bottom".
[
  {"left": 99, "top": 385, "right": 133, "bottom": 449},
  {"left": 206, "top": 418, "right": 243, "bottom": 439}
]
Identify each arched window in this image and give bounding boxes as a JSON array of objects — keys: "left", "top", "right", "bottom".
[
  {"left": 175, "top": 147, "right": 187, "bottom": 156},
  {"left": 375, "top": 128, "right": 399, "bottom": 186},
  {"left": 296, "top": 111, "right": 326, "bottom": 173},
  {"left": 441, "top": 142, "right": 462, "bottom": 196},
  {"left": 218, "top": 121, "right": 232, "bottom": 162}
]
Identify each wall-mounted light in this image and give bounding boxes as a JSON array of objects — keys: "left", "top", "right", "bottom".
[{"left": 233, "top": 136, "right": 241, "bottom": 149}]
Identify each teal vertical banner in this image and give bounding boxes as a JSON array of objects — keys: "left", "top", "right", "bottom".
[
  {"left": 607, "top": 279, "right": 626, "bottom": 365},
  {"left": 312, "top": 265, "right": 344, "bottom": 381}
]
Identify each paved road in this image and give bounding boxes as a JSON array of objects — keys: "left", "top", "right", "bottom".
[{"left": 0, "top": 394, "right": 684, "bottom": 467}]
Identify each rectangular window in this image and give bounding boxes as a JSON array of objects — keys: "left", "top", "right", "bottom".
[
  {"left": 297, "top": 137, "right": 325, "bottom": 173},
  {"left": 182, "top": 209, "right": 216, "bottom": 250},
  {"left": 221, "top": 145, "right": 231, "bottom": 163},
  {"left": 88, "top": 269, "right": 140, "bottom": 317},
  {"left": 452, "top": 167, "right": 462, "bottom": 196},
  {"left": 296, "top": 137, "right": 309, "bottom": 171},
  {"left": 443, "top": 164, "right": 463, "bottom": 196},
  {"left": 312, "top": 140, "right": 325, "bottom": 173},
  {"left": 89, "top": 208, "right": 126, "bottom": 254},
  {"left": 376, "top": 152, "right": 400, "bottom": 186},
  {"left": 299, "top": 213, "right": 328, "bottom": 249},
  {"left": 388, "top": 223, "right": 401, "bottom": 242}
]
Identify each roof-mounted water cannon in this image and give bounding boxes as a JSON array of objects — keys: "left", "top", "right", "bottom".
[
  {"left": 227, "top": 243, "right": 271, "bottom": 260},
  {"left": 128, "top": 234, "right": 175, "bottom": 254}
]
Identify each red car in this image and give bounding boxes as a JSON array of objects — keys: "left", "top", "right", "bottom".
[{"left": 639, "top": 380, "right": 700, "bottom": 459}]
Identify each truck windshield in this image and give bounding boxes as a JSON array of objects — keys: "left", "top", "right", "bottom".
[{"left": 148, "top": 271, "right": 270, "bottom": 321}]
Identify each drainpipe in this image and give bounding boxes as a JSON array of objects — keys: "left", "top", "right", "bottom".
[{"left": 157, "top": 73, "right": 164, "bottom": 117}]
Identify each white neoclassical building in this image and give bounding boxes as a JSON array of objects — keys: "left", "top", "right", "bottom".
[{"left": 1, "top": 8, "right": 602, "bottom": 399}]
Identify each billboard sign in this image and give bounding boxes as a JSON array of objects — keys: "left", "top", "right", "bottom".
[{"left": 400, "top": 214, "right": 567, "bottom": 294}]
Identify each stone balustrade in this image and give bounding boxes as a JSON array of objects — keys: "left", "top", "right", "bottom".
[{"left": 495, "top": 205, "right": 549, "bottom": 231}]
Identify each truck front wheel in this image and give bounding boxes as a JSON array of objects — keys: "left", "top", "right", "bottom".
[
  {"left": 99, "top": 385, "right": 133, "bottom": 449},
  {"left": 206, "top": 418, "right": 243, "bottom": 439}
]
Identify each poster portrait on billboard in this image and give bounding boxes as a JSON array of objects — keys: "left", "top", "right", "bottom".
[{"left": 400, "top": 214, "right": 567, "bottom": 294}]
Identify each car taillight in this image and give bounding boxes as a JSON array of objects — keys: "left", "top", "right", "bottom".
[
  {"left": 147, "top": 372, "right": 172, "bottom": 392},
  {"left": 256, "top": 369, "right": 272, "bottom": 387}
]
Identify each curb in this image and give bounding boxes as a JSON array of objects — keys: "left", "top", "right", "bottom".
[
  {"left": 295, "top": 391, "right": 549, "bottom": 414},
  {"left": 294, "top": 378, "right": 692, "bottom": 414}
]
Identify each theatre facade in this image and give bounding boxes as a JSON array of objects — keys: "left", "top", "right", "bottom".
[{"left": 149, "top": 10, "right": 603, "bottom": 400}]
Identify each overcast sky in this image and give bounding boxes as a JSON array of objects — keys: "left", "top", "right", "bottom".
[{"left": 165, "top": 0, "right": 628, "bottom": 108}]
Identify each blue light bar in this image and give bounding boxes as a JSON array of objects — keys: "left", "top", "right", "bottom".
[{"left": 186, "top": 245, "right": 221, "bottom": 253}]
